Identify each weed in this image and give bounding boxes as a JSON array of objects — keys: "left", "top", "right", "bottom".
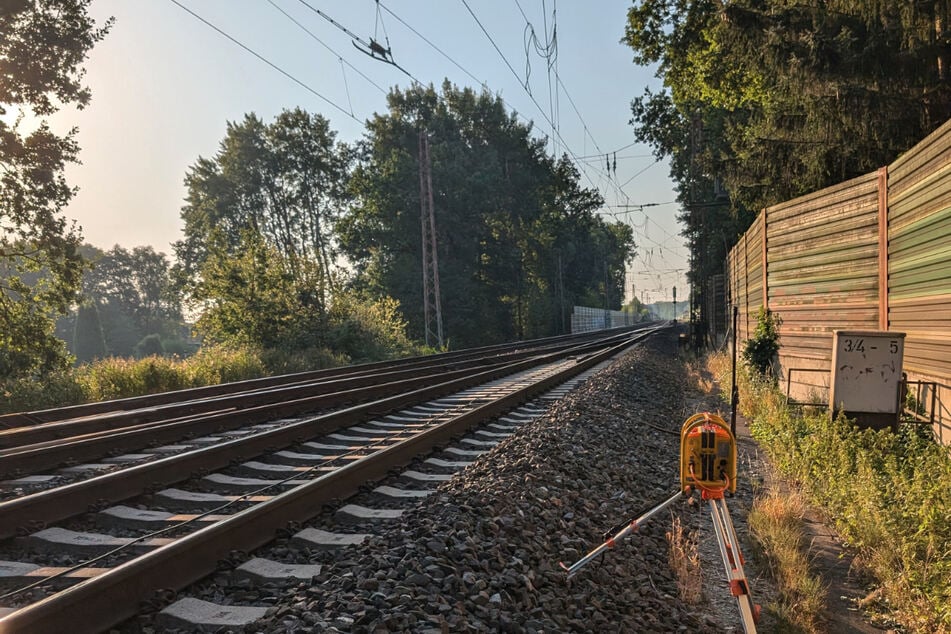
[
  {"left": 708, "top": 351, "right": 951, "bottom": 633},
  {"left": 667, "top": 514, "right": 702, "bottom": 604},
  {"left": 742, "top": 307, "right": 782, "bottom": 380},
  {"left": 748, "top": 477, "right": 826, "bottom": 633}
]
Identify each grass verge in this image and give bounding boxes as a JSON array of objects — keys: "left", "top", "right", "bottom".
[
  {"left": 710, "top": 351, "right": 951, "bottom": 633},
  {"left": 667, "top": 515, "right": 702, "bottom": 604},
  {"left": 748, "top": 475, "right": 826, "bottom": 632},
  {"left": 0, "top": 345, "right": 348, "bottom": 414}
]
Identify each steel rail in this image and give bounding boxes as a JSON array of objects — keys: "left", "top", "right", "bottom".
[
  {"left": 0, "top": 328, "right": 642, "bottom": 447},
  {"left": 0, "top": 334, "right": 633, "bottom": 476},
  {"left": 0, "top": 363, "right": 503, "bottom": 478},
  {"left": 0, "top": 328, "right": 655, "bottom": 539},
  {"left": 0, "top": 326, "right": 645, "bottom": 429},
  {"left": 0, "top": 327, "right": 660, "bottom": 634},
  {"left": 0, "top": 352, "right": 519, "bottom": 451}
]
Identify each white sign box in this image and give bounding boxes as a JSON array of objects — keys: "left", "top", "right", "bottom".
[{"left": 830, "top": 330, "right": 905, "bottom": 414}]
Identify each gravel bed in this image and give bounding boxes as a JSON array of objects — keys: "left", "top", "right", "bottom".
[{"left": 237, "top": 331, "right": 724, "bottom": 633}]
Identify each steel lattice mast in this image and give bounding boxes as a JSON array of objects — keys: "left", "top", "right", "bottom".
[{"left": 418, "top": 130, "right": 444, "bottom": 348}]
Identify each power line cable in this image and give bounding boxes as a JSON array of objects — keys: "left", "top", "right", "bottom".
[
  {"left": 266, "top": 0, "right": 388, "bottom": 95},
  {"left": 168, "top": 0, "right": 361, "bottom": 123},
  {"left": 618, "top": 158, "right": 661, "bottom": 189},
  {"left": 294, "top": 0, "right": 411, "bottom": 77},
  {"left": 576, "top": 142, "right": 639, "bottom": 159},
  {"left": 379, "top": 2, "right": 486, "bottom": 90},
  {"left": 458, "top": 0, "right": 612, "bottom": 198},
  {"left": 380, "top": 0, "right": 624, "bottom": 201}
]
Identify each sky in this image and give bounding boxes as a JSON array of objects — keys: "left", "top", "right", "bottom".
[{"left": 44, "top": 0, "right": 689, "bottom": 306}]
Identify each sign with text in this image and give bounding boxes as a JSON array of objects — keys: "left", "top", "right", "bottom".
[{"left": 830, "top": 330, "right": 905, "bottom": 415}]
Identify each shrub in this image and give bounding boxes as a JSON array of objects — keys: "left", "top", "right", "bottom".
[
  {"left": 0, "top": 371, "right": 86, "bottom": 414},
  {"left": 73, "top": 301, "right": 107, "bottom": 363},
  {"left": 742, "top": 306, "right": 782, "bottom": 379},
  {"left": 185, "top": 345, "right": 269, "bottom": 385},
  {"left": 710, "top": 352, "right": 951, "bottom": 632},
  {"left": 160, "top": 338, "right": 192, "bottom": 358},
  {"left": 259, "top": 346, "right": 349, "bottom": 375},
  {"left": 327, "top": 292, "right": 420, "bottom": 362},
  {"left": 134, "top": 333, "right": 164, "bottom": 358}
]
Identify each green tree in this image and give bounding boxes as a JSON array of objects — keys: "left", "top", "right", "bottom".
[
  {"left": 84, "top": 245, "right": 184, "bottom": 343},
  {"left": 190, "top": 228, "right": 305, "bottom": 349},
  {"left": 0, "top": 0, "right": 111, "bottom": 379},
  {"left": 341, "top": 82, "right": 635, "bottom": 347},
  {"left": 134, "top": 333, "right": 164, "bottom": 358},
  {"left": 175, "top": 108, "right": 351, "bottom": 318},
  {"left": 623, "top": 0, "right": 951, "bottom": 317},
  {"left": 73, "top": 300, "right": 106, "bottom": 363}
]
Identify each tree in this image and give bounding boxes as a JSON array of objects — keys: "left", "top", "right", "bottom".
[
  {"left": 134, "top": 333, "right": 164, "bottom": 358},
  {"left": 190, "top": 228, "right": 311, "bottom": 349},
  {"left": 0, "top": 1, "right": 111, "bottom": 379},
  {"left": 73, "top": 300, "right": 106, "bottom": 363},
  {"left": 84, "top": 245, "right": 183, "bottom": 344},
  {"left": 623, "top": 0, "right": 950, "bottom": 333},
  {"left": 341, "top": 82, "right": 635, "bottom": 347},
  {"left": 175, "top": 109, "right": 351, "bottom": 319}
]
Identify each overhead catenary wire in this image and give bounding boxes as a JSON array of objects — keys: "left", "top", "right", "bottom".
[
  {"left": 180, "top": 0, "right": 675, "bottom": 268},
  {"left": 458, "top": 0, "right": 614, "bottom": 199},
  {"left": 172, "top": 1, "right": 684, "bottom": 320},
  {"left": 167, "top": 0, "right": 362, "bottom": 124},
  {"left": 266, "top": 0, "right": 389, "bottom": 95},
  {"left": 576, "top": 142, "right": 640, "bottom": 159},
  {"left": 618, "top": 158, "right": 662, "bottom": 190},
  {"left": 379, "top": 0, "right": 632, "bottom": 206},
  {"left": 294, "top": 0, "right": 412, "bottom": 77}
]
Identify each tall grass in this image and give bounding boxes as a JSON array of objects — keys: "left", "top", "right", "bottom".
[
  {"left": 710, "top": 352, "right": 951, "bottom": 633},
  {"left": 0, "top": 344, "right": 349, "bottom": 414},
  {"left": 748, "top": 477, "right": 826, "bottom": 633}
]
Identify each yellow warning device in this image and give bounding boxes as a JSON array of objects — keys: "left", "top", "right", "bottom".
[{"left": 680, "top": 412, "right": 737, "bottom": 498}]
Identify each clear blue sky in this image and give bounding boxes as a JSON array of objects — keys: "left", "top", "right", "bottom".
[{"left": 53, "top": 0, "right": 688, "bottom": 305}]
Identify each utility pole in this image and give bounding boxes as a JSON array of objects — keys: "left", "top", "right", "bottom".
[
  {"left": 557, "top": 252, "right": 566, "bottom": 334},
  {"left": 418, "top": 130, "right": 444, "bottom": 348}
]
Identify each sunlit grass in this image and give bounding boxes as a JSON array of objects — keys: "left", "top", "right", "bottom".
[
  {"left": 708, "top": 351, "right": 951, "bottom": 633},
  {"left": 748, "top": 477, "right": 826, "bottom": 633},
  {"left": 0, "top": 345, "right": 347, "bottom": 414}
]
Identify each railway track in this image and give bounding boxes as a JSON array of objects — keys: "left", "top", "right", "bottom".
[{"left": 0, "top": 324, "right": 666, "bottom": 633}]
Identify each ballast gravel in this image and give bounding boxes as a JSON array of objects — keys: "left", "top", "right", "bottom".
[{"left": 243, "top": 332, "right": 724, "bottom": 633}]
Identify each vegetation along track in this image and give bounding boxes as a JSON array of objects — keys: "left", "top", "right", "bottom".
[{"left": 0, "top": 323, "right": 667, "bottom": 633}]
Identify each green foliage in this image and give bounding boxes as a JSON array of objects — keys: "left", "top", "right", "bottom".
[
  {"left": 258, "top": 347, "right": 348, "bottom": 375},
  {"left": 327, "top": 291, "right": 418, "bottom": 362},
  {"left": 134, "top": 333, "right": 164, "bottom": 358},
  {"left": 742, "top": 306, "right": 781, "bottom": 378},
  {"left": 0, "top": 1, "right": 111, "bottom": 380},
  {"left": 342, "top": 81, "right": 635, "bottom": 347},
  {"left": 190, "top": 228, "right": 317, "bottom": 349},
  {"left": 0, "top": 342, "right": 360, "bottom": 415},
  {"left": 623, "top": 1, "right": 951, "bottom": 306},
  {"left": 160, "top": 338, "right": 192, "bottom": 358},
  {"left": 174, "top": 108, "right": 350, "bottom": 317},
  {"left": 75, "top": 244, "right": 184, "bottom": 356},
  {"left": 714, "top": 356, "right": 951, "bottom": 632},
  {"left": 0, "top": 370, "right": 85, "bottom": 413},
  {"left": 73, "top": 301, "right": 106, "bottom": 363}
]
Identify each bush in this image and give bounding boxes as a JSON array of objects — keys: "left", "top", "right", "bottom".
[
  {"left": 184, "top": 345, "right": 269, "bottom": 385},
  {"left": 327, "top": 292, "right": 421, "bottom": 362},
  {"left": 259, "top": 346, "right": 349, "bottom": 375},
  {"left": 710, "top": 352, "right": 951, "bottom": 632},
  {"left": 160, "top": 338, "right": 193, "bottom": 358},
  {"left": 742, "top": 306, "right": 782, "bottom": 379},
  {"left": 134, "top": 333, "right": 164, "bottom": 358},
  {"left": 0, "top": 371, "right": 86, "bottom": 414}
]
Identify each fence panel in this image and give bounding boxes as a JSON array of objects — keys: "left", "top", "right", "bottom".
[
  {"left": 888, "top": 121, "right": 951, "bottom": 442},
  {"left": 721, "top": 117, "right": 951, "bottom": 441}
]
